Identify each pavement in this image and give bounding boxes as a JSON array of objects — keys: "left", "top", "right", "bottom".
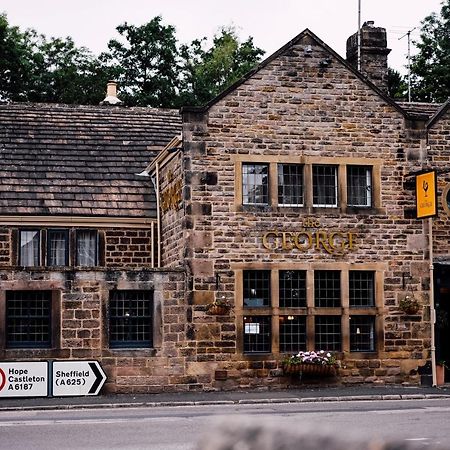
[{"left": 1, "top": 384, "right": 450, "bottom": 411}]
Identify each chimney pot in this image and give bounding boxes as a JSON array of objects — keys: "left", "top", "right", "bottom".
[{"left": 100, "top": 80, "right": 123, "bottom": 106}]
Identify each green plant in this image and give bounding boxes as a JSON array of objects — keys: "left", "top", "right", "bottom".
[
  {"left": 437, "top": 360, "right": 447, "bottom": 369},
  {"left": 398, "top": 295, "right": 421, "bottom": 314}
]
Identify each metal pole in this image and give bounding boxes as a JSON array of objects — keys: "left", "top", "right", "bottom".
[
  {"left": 429, "top": 217, "right": 437, "bottom": 386},
  {"left": 407, "top": 31, "right": 411, "bottom": 102},
  {"left": 357, "top": 0, "right": 362, "bottom": 71}
]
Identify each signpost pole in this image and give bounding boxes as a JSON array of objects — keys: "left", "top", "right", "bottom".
[{"left": 429, "top": 217, "right": 437, "bottom": 386}]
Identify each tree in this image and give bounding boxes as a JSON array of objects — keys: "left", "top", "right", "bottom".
[
  {"left": 387, "top": 68, "right": 408, "bottom": 100},
  {"left": 410, "top": 0, "right": 450, "bottom": 102},
  {"left": 0, "top": 13, "right": 34, "bottom": 101},
  {"left": 101, "top": 17, "right": 180, "bottom": 107},
  {"left": 28, "top": 34, "right": 110, "bottom": 104},
  {"left": 178, "top": 27, "right": 264, "bottom": 107}
]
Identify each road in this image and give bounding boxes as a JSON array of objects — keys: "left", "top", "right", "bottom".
[{"left": 0, "top": 398, "right": 449, "bottom": 449}]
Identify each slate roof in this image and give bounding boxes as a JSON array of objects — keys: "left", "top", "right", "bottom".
[
  {"left": 0, "top": 103, "right": 181, "bottom": 218},
  {"left": 397, "top": 102, "right": 442, "bottom": 121}
]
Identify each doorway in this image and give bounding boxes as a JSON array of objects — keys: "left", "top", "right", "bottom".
[{"left": 434, "top": 264, "right": 450, "bottom": 383}]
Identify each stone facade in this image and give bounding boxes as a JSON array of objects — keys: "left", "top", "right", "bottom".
[{"left": 1, "top": 26, "right": 449, "bottom": 394}]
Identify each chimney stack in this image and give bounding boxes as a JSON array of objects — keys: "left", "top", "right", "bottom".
[
  {"left": 100, "top": 81, "right": 123, "bottom": 106},
  {"left": 346, "top": 21, "right": 391, "bottom": 92}
]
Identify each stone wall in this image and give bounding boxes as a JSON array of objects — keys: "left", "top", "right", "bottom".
[
  {"left": 0, "top": 268, "right": 188, "bottom": 394},
  {"left": 104, "top": 228, "right": 155, "bottom": 268},
  {"left": 181, "top": 31, "right": 432, "bottom": 387}
]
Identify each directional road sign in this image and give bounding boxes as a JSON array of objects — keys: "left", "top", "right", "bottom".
[
  {"left": 52, "top": 361, "right": 107, "bottom": 397},
  {"left": 0, "top": 362, "right": 48, "bottom": 397}
]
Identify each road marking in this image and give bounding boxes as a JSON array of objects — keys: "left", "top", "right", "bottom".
[{"left": 405, "top": 438, "right": 430, "bottom": 441}]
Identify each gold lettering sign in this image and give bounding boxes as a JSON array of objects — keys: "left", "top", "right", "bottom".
[
  {"left": 161, "top": 179, "right": 182, "bottom": 213},
  {"left": 262, "top": 230, "right": 356, "bottom": 254}
]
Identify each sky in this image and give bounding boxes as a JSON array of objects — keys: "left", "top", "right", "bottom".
[{"left": 0, "top": 0, "right": 444, "bottom": 74}]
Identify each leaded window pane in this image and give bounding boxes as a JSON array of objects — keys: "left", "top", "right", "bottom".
[
  {"left": 314, "top": 271, "right": 341, "bottom": 307},
  {"left": 279, "top": 270, "right": 306, "bottom": 307},
  {"left": 280, "top": 316, "right": 307, "bottom": 352},
  {"left": 19, "top": 230, "right": 40, "bottom": 266},
  {"left": 350, "top": 316, "right": 375, "bottom": 352},
  {"left": 243, "top": 270, "right": 271, "bottom": 307},
  {"left": 243, "top": 316, "right": 271, "bottom": 353},
  {"left": 313, "top": 165, "right": 337, "bottom": 207},
  {"left": 242, "top": 163, "right": 269, "bottom": 205},
  {"left": 350, "top": 271, "right": 375, "bottom": 307},
  {"left": 76, "top": 230, "right": 97, "bottom": 267},
  {"left": 110, "top": 290, "right": 153, "bottom": 348},
  {"left": 315, "top": 316, "right": 341, "bottom": 351},
  {"left": 6, "top": 291, "right": 51, "bottom": 348},
  {"left": 48, "top": 229, "right": 68, "bottom": 266},
  {"left": 278, "top": 164, "right": 303, "bottom": 206},
  {"left": 347, "top": 166, "right": 372, "bottom": 207}
]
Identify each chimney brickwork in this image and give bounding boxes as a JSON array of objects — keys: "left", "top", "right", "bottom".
[{"left": 346, "top": 21, "right": 391, "bottom": 92}]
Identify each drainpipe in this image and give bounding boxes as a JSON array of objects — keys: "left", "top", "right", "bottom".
[
  {"left": 429, "top": 217, "right": 437, "bottom": 386},
  {"left": 155, "top": 162, "right": 161, "bottom": 268}
]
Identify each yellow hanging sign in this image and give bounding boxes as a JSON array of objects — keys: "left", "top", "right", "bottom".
[{"left": 416, "top": 171, "right": 437, "bottom": 219}]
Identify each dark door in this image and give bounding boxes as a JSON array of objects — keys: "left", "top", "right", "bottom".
[{"left": 434, "top": 264, "right": 450, "bottom": 382}]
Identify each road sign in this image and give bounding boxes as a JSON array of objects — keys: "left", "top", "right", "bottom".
[
  {"left": 52, "top": 361, "right": 106, "bottom": 396},
  {"left": 416, "top": 170, "right": 438, "bottom": 219},
  {"left": 0, "top": 362, "right": 48, "bottom": 397}
]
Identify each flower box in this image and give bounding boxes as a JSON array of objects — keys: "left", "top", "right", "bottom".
[{"left": 282, "top": 363, "right": 337, "bottom": 377}]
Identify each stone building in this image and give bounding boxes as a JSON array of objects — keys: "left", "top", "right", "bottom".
[{"left": 0, "top": 23, "right": 449, "bottom": 393}]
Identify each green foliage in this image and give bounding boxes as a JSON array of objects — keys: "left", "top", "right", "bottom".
[
  {"left": 101, "top": 17, "right": 180, "bottom": 107},
  {"left": 387, "top": 68, "right": 408, "bottom": 100},
  {"left": 0, "top": 13, "right": 33, "bottom": 101},
  {"left": 410, "top": 0, "right": 450, "bottom": 102},
  {"left": 178, "top": 27, "right": 264, "bottom": 106}
]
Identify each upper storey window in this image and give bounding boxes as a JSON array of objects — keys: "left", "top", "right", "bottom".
[
  {"left": 242, "top": 163, "right": 269, "bottom": 206},
  {"left": 76, "top": 230, "right": 98, "bottom": 267},
  {"left": 278, "top": 164, "right": 304, "bottom": 206},
  {"left": 236, "top": 156, "right": 381, "bottom": 213},
  {"left": 313, "top": 165, "right": 338, "bottom": 207},
  {"left": 19, "top": 230, "right": 40, "bottom": 266},
  {"left": 347, "top": 166, "right": 372, "bottom": 207},
  {"left": 48, "top": 229, "right": 69, "bottom": 267}
]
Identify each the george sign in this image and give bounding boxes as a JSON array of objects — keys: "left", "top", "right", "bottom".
[
  {"left": 416, "top": 170, "right": 438, "bottom": 219},
  {"left": 0, "top": 362, "right": 48, "bottom": 397},
  {"left": 52, "top": 361, "right": 106, "bottom": 397}
]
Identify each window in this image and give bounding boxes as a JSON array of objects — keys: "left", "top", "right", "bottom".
[
  {"left": 243, "top": 316, "right": 271, "bottom": 353},
  {"left": 278, "top": 164, "right": 303, "bottom": 206},
  {"left": 280, "top": 315, "right": 306, "bottom": 352},
  {"left": 315, "top": 316, "right": 341, "bottom": 351},
  {"left": 76, "top": 230, "right": 98, "bottom": 267},
  {"left": 6, "top": 291, "right": 51, "bottom": 348},
  {"left": 314, "top": 271, "right": 340, "bottom": 307},
  {"left": 347, "top": 166, "right": 372, "bottom": 207},
  {"left": 237, "top": 266, "right": 381, "bottom": 355},
  {"left": 236, "top": 158, "right": 380, "bottom": 211},
  {"left": 279, "top": 270, "right": 306, "bottom": 307},
  {"left": 242, "top": 163, "right": 269, "bottom": 205},
  {"left": 243, "top": 270, "right": 270, "bottom": 307},
  {"left": 19, "top": 230, "right": 40, "bottom": 266},
  {"left": 47, "top": 229, "right": 69, "bottom": 266},
  {"left": 350, "top": 316, "right": 375, "bottom": 352},
  {"left": 313, "top": 165, "right": 337, "bottom": 207},
  {"left": 109, "top": 290, "right": 153, "bottom": 348},
  {"left": 350, "top": 271, "right": 375, "bottom": 307}
]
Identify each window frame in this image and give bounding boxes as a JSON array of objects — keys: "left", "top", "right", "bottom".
[
  {"left": 109, "top": 290, "right": 154, "bottom": 349},
  {"left": 277, "top": 163, "right": 304, "bottom": 207},
  {"left": 0, "top": 290, "right": 60, "bottom": 351},
  {"left": 312, "top": 164, "right": 338, "bottom": 208},
  {"left": 236, "top": 264, "right": 383, "bottom": 357},
  {"left": 234, "top": 156, "right": 382, "bottom": 212},
  {"left": 75, "top": 229, "right": 99, "bottom": 267},
  {"left": 242, "top": 163, "right": 270, "bottom": 206},
  {"left": 18, "top": 229, "right": 41, "bottom": 267},
  {"left": 347, "top": 165, "right": 373, "bottom": 208},
  {"left": 47, "top": 228, "right": 70, "bottom": 267}
]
